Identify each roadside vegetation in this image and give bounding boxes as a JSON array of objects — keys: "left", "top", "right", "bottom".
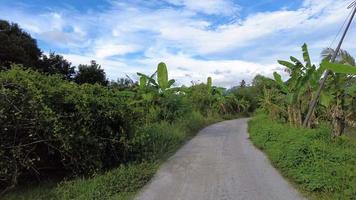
[
  {"left": 250, "top": 44, "right": 356, "bottom": 199},
  {"left": 1, "top": 15, "right": 356, "bottom": 200},
  {"left": 0, "top": 20, "right": 254, "bottom": 199},
  {"left": 249, "top": 114, "right": 355, "bottom": 199}
]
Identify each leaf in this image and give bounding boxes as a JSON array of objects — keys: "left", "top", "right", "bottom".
[
  {"left": 321, "top": 61, "right": 356, "bottom": 74},
  {"left": 278, "top": 60, "right": 295, "bottom": 69},
  {"left": 346, "top": 85, "right": 356, "bottom": 97},
  {"left": 302, "top": 43, "right": 312, "bottom": 68},
  {"left": 290, "top": 56, "right": 302, "bottom": 65},
  {"left": 139, "top": 76, "right": 147, "bottom": 89},
  {"left": 157, "top": 62, "right": 168, "bottom": 90},
  {"left": 137, "top": 72, "right": 158, "bottom": 87},
  {"left": 320, "top": 91, "right": 333, "bottom": 107},
  {"left": 117, "top": 91, "right": 135, "bottom": 97},
  {"left": 273, "top": 72, "right": 289, "bottom": 93},
  {"left": 207, "top": 77, "right": 212, "bottom": 91},
  {"left": 167, "top": 79, "right": 175, "bottom": 88}
]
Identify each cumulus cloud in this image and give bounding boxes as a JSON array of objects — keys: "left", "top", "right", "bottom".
[{"left": 1, "top": 0, "right": 355, "bottom": 87}]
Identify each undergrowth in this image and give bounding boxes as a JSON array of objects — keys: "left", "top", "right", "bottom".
[
  {"left": 248, "top": 114, "right": 356, "bottom": 199},
  {"left": 3, "top": 112, "right": 222, "bottom": 200}
]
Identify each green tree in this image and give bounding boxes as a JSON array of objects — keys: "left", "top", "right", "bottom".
[
  {"left": 319, "top": 48, "right": 356, "bottom": 136},
  {"left": 0, "top": 20, "right": 41, "bottom": 70},
  {"left": 74, "top": 60, "right": 108, "bottom": 85},
  {"left": 274, "top": 44, "right": 323, "bottom": 127},
  {"left": 239, "top": 79, "right": 246, "bottom": 88},
  {"left": 39, "top": 52, "right": 75, "bottom": 80}
]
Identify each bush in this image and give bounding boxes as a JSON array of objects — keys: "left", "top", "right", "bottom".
[
  {"left": 2, "top": 163, "right": 158, "bottom": 200},
  {"left": 129, "top": 111, "right": 221, "bottom": 161},
  {"left": 1, "top": 68, "right": 228, "bottom": 194},
  {"left": 0, "top": 68, "right": 139, "bottom": 190},
  {"left": 248, "top": 114, "right": 356, "bottom": 199}
]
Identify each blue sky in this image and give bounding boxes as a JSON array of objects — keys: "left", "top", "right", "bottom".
[{"left": 1, "top": 0, "right": 355, "bottom": 86}]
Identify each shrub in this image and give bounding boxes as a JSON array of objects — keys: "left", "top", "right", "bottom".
[
  {"left": 248, "top": 114, "right": 356, "bottom": 199},
  {"left": 0, "top": 68, "right": 139, "bottom": 190}
]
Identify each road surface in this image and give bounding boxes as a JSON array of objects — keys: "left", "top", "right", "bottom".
[{"left": 135, "top": 118, "right": 303, "bottom": 200}]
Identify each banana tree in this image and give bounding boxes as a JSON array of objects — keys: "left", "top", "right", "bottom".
[
  {"left": 319, "top": 53, "right": 356, "bottom": 136},
  {"left": 258, "top": 87, "right": 285, "bottom": 120},
  {"left": 273, "top": 44, "right": 323, "bottom": 127},
  {"left": 137, "top": 62, "right": 175, "bottom": 93}
]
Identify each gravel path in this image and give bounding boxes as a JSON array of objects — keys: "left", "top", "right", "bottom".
[{"left": 135, "top": 118, "right": 303, "bottom": 200}]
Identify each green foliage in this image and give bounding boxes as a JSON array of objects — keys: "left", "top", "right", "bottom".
[
  {"left": 270, "top": 44, "right": 336, "bottom": 127},
  {"left": 53, "top": 163, "right": 157, "bottom": 200},
  {"left": 321, "top": 61, "right": 356, "bottom": 74},
  {"left": 249, "top": 114, "right": 356, "bottom": 199},
  {"left": 0, "top": 20, "right": 74, "bottom": 79},
  {"left": 207, "top": 77, "right": 212, "bottom": 91},
  {"left": 137, "top": 62, "right": 174, "bottom": 92},
  {"left": 157, "top": 62, "right": 175, "bottom": 90},
  {"left": 3, "top": 110, "right": 221, "bottom": 200},
  {"left": 74, "top": 60, "right": 108, "bottom": 85},
  {"left": 0, "top": 68, "right": 138, "bottom": 190},
  {"left": 1, "top": 65, "right": 241, "bottom": 196},
  {"left": 39, "top": 53, "right": 75, "bottom": 80},
  {"left": 3, "top": 163, "right": 158, "bottom": 200},
  {"left": 0, "top": 20, "right": 41, "bottom": 70}
]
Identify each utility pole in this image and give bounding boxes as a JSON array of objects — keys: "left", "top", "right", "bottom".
[{"left": 303, "top": 1, "right": 356, "bottom": 127}]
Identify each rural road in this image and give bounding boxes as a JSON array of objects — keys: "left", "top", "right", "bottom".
[{"left": 135, "top": 118, "right": 303, "bottom": 200}]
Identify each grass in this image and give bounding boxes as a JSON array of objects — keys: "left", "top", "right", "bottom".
[
  {"left": 248, "top": 114, "right": 356, "bottom": 200},
  {"left": 345, "top": 126, "right": 356, "bottom": 143},
  {"left": 3, "top": 163, "right": 157, "bottom": 200},
  {"left": 3, "top": 112, "right": 223, "bottom": 200}
]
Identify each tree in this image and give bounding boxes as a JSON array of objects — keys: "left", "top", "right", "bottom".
[
  {"left": 39, "top": 53, "right": 75, "bottom": 80},
  {"left": 137, "top": 62, "right": 175, "bottom": 92},
  {"left": 74, "top": 60, "right": 108, "bottom": 85},
  {"left": 109, "top": 77, "right": 137, "bottom": 90},
  {"left": 0, "top": 20, "right": 41, "bottom": 70},
  {"left": 273, "top": 44, "right": 323, "bottom": 127},
  {"left": 319, "top": 48, "right": 356, "bottom": 136},
  {"left": 239, "top": 80, "right": 246, "bottom": 88}
]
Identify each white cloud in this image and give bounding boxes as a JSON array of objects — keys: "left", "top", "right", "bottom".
[
  {"left": 164, "top": 0, "right": 240, "bottom": 15},
  {"left": 133, "top": 51, "right": 282, "bottom": 87},
  {"left": 94, "top": 43, "right": 140, "bottom": 58},
  {"left": 1, "top": 0, "right": 355, "bottom": 87}
]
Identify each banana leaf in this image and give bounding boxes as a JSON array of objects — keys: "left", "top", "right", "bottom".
[
  {"left": 273, "top": 72, "right": 289, "bottom": 93},
  {"left": 157, "top": 62, "right": 168, "bottom": 89},
  {"left": 321, "top": 61, "right": 356, "bottom": 74},
  {"left": 302, "top": 43, "right": 312, "bottom": 68},
  {"left": 278, "top": 60, "right": 294, "bottom": 70}
]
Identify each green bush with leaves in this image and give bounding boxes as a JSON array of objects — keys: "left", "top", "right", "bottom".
[
  {"left": 249, "top": 114, "right": 356, "bottom": 199},
  {"left": 0, "top": 63, "right": 247, "bottom": 195},
  {"left": 0, "top": 68, "right": 139, "bottom": 192}
]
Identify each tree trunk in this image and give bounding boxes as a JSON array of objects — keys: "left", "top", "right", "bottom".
[
  {"left": 291, "top": 106, "right": 302, "bottom": 127},
  {"left": 331, "top": 105, "right": 345, "bottom": 137},
  {"left": 296, "top": 106, "right": 302, "bottom": 127},
  {"left": 288, "top": 106, "right": 293, "bottom": 126}
]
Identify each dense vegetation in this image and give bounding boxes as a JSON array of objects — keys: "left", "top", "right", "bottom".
[
  {"left": 249, "top": 44, "right": 356, "bottom": 199},
  {"left": 2, "top": 17, "right": 356, "bottom": 200},
  {"left": 261, "top": 44, "right": 356, "bottom": 137},
  {"left": 0, "top": 64, "right": 251, "bottom": 196},
  {"left": 0, "top": 19, "right": 259, "bottom": 199},
  {"left": 249, "top": 114, "right": 356, "bottom": 199}
]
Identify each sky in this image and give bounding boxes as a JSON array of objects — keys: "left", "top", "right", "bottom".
[{"left": 1, "top": 0, "right": 356, "bottom": 87}]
